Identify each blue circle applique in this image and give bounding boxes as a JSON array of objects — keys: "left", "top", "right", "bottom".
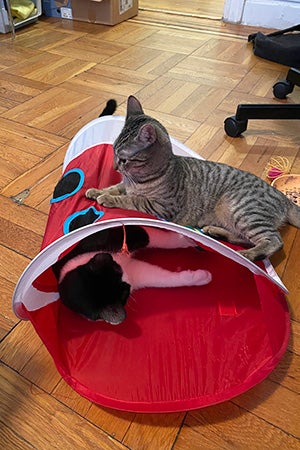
[{"left": 51, "top": 168, "right": 85, "bottom": 204}]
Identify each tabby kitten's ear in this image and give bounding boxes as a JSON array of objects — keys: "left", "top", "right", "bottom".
[
  {"left": 126, "top": 95, "right": 144, "bottom": 118},
  {"left": 137, "top": 124, "right": 157, "bottom": 146}
]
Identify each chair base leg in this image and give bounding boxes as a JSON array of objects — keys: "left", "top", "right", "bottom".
[
  {"left": 273, "top": 68, "right": 300, "bottom": 99},
  {"left": 224, "top": 117, "right": 248, "bottom": 137},
  {"left": 224, "top": 104, "right": 300, "bottom": 137}
]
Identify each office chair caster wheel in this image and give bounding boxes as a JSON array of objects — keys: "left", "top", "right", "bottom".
[
  {"left": 224, "top": 116, "right": 248, "bottom": 137},
  {"left": 273, "top": 80, "right": 294, "bottom": 99}
]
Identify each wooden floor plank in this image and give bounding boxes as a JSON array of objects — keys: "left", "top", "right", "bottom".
[
  {"left": 174, "top": 401, "right": 300, "bottom": 449},
  {"left": 1, "top": 145, "right": 67, "bottom": 200},
  {"left": 1, "top": 86, "right": 121, "bottom": 140},
  {"left": 0, "top": 216, "right": 43, "bottom": 259},
  {"left": 0, "top": 117, "right": 68, "bottom": 156},
  {"left": 21, "top": 344, "right": 62, "bottom": 393},
  {"left": 168, "top": 55, "right": 250, "bottom": 90},
  {"left": 135, "top": 28, "right": 211, "bottom": 54},
  {"left": 268, "top": 350, "right": 300, "bottom": 393},
  {"left": 52, "top": 380, "right": 96, "bottom": 417},
  {"left": 0, "top": 321, "right": 44, "bottom": 373},
  {"left": 0, "top": 364, "right": 128, "bottom": 449},
  {"left": 4, "top": 51, "right": 96, "bottom": 86},
  {"left": 0, "top": 42, "right": 41, "bottom": 68},
  {"left": 0, "top": 421, "right": 35, "bottom": 450},
  {"left": 86, "top": 405, "right": 135, "bottom": 442},
  {"left": 0, "top": 195, "right": 47, "bottom": 234},
  {"left": 22, "top": 166, "right": 61, "bottom": 209},
  {"left": 48, "top": 34, "right": 130, "bottom": 62},
  {"left": 123, "top": 412, "right": 186, "bottom": 450},
  {"left": 0, "top": 71, "right": 50, "bottom": 110},
  {"left": 290, "top": 320, "right": 300, "bottom": 355},
  {"left": 52, "top": 382, "right": 136, "bottom": 442},
  {"left": 0, "top": 276, "right": 19, "bottom": 341},
  {"left": 0, "top": 245, "right": 30, "bottom": 285},
  {"left": 62, "top": 68, "right": 143, "bottom": 98},
  {"left": 232, "top": 379, "right": 300, "bottom": 437}
]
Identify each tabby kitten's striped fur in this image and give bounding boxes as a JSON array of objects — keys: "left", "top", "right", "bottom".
[{"left": 86, "top": 95, "right": 300, "bottom": 261}]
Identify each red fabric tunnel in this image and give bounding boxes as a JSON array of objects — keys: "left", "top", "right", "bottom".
[{"left": 12, "top": 117, "right": 290, "bottom": 413}]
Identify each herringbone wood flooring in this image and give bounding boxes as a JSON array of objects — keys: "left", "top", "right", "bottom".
[{"left": 0, "top": 6, "right": 299, "bottom": 450}]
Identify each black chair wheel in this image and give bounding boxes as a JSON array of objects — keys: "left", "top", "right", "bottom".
[
  {"left": 273, "top": 80, "right": 294, "bottom": 99},
  {"left": 224, "top": 116, "right": 248, "bottom": 137}
]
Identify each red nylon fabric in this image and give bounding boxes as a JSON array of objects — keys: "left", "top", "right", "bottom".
[{"left": 24, "top": 143, "right": 290, "bottom": 412}]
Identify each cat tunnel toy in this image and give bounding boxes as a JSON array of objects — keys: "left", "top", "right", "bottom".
[{"left": 12, "top": 116, "right": 290, "bottom": 413}]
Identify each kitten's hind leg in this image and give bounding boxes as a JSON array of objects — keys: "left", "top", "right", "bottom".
[
  {"left": 238, "top": 231, "right": 283, "bottom": 261},
  {"left": 202, "top": 225, "right": 248, "bottom": 246},
  {"left": 146, "top": 228, "right": 196, "bottom": 249},
  {"left": 203, "top": 225, "right": 283, "bottom": 261}
]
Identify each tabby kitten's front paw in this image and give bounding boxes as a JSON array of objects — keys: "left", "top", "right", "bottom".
[
  {"left": 86, "top": 188, "right": 103, "bottom": 200},
  {"left": 96, "top": 194, "right": 117, "bottom": 208}
]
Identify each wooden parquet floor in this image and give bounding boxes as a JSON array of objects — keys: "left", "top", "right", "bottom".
[{"left": 0, "top": 9, "right": 300, "bottom": 450}]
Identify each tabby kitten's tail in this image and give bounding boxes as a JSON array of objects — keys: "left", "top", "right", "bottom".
[{"left": 99, "top": 99, "right": 117, "bottom": 117}]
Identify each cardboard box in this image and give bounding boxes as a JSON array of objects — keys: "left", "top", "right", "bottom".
[{"left": 43, "top": 0, "right": 138, "bottom": 25}]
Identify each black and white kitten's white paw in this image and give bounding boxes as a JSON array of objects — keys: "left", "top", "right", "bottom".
[{"left": 181, "top": 269, "right": 212, "bottom": 286}]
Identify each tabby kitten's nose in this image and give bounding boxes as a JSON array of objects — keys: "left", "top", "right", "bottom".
[
  {"left": 113, "top": 158, "right": 120, "bottom": 170},
  {"left": 114, "top": 157, "right": 127, "bottom": 170}
]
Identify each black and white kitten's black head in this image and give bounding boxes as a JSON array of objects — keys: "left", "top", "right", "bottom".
[
  {"left": 54, "top": 226, "right": 150, "bottom": 325},
  {"left": 58, "top": 253, "right": 130, "bottom": 325}
]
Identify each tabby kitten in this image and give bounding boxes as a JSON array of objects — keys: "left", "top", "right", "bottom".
[{"left": 86, "top": 95, "right": 300, "bottom": 261}]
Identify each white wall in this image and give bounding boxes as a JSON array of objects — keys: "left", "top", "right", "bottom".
[{"left": 223, "top": 0, "right": 300, "bottom": 28}]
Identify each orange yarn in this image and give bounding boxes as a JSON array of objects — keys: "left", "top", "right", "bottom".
[{"left": 121, "top": 224, "right": 130, "bottom": 255}]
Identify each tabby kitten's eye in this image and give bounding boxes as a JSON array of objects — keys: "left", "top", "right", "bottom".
[{"left": 119, "top": 158, "right": 127, "bottom": 164}]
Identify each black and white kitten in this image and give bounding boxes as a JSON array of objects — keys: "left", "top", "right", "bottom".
[{"left": 52, "top": 226, "right": 211, "bottom": 325}]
